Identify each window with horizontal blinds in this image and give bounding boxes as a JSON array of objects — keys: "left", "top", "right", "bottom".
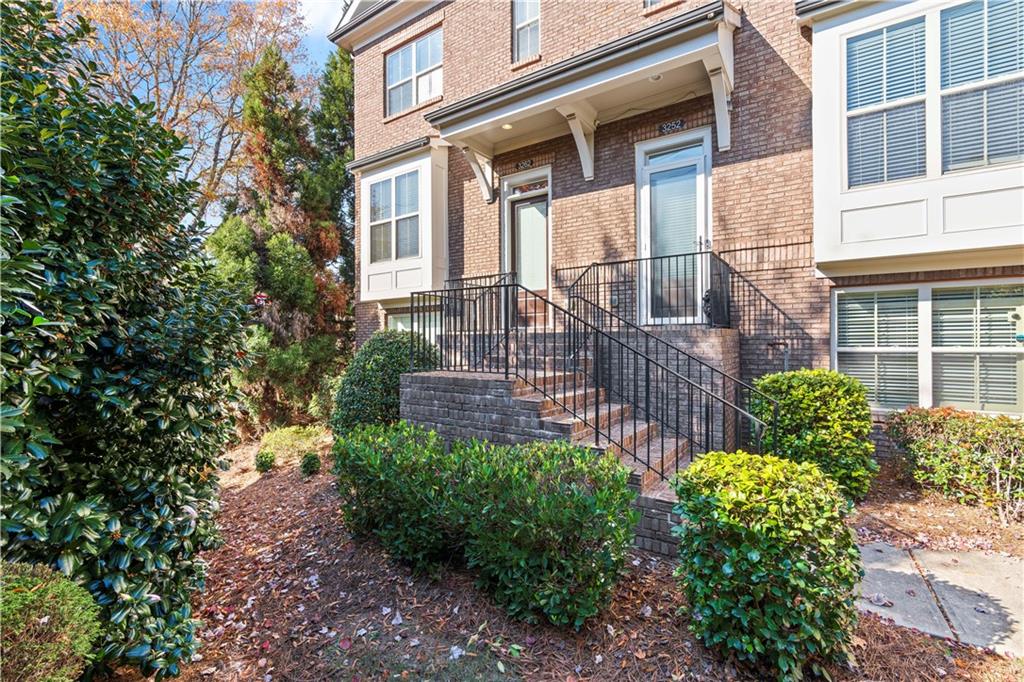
[
  {"left": 846, "top": 17, "right": 926, "bottom": 187},
  {"left": 367, "top": 170, "right": 420, "bottom": 263},
  {"left": 513, "top": 0, "right": 540, "bottom": 63},
  {"left": 836, "top": 290, "right": 919, "bottom": 409},
  {"left": 386, "top": 30, "right": 443, "bottom": 116},
  {"left": 940, "top": 0, "right": 1024, "bottom": 172},
  {"left": 932, "top": 284, "right": 1023, "bottom": 413}
]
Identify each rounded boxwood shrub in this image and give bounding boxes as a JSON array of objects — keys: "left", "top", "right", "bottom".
[
  {"left": 330, "top": 330, "right": 437, "bottom": 433},
  {"left": 1, "top": 562, "right": 102, "bottom": 682},
  {"left": 300, "top": 451, "right": 322, "bottom": 476},
  {"left": 752, "top": 369, "right": 878, "bottom": 499},
  {"left": 672, "top": 451, "right": 861, "bottom": 681},
  {"left": 1, "top": 3, "right": 249, "bottom": 676},
  {"left": 255, "top": 450, "right": 276, "bottom": 473},
  {"left": 333, "top": 422, "right": 467, "bottom": 572},
  {"left": 886, "top": 407, "right": 1024, "bottom": 523},
  {"left": 464, "top": 439, "right": 637, "bottom": 629}
]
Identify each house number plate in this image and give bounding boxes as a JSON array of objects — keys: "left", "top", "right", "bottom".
[
  {"left": 659, "top": 119, "right": 685, "bottom": 134},
  {"left": 516, "top": 159, "right": 534, "bottom": 171}
]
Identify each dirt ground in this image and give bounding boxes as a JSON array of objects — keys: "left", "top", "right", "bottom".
[
  {"left": 112, "top": 442, "right": 1022, "bottom": 681},
  {"left": 850, "top": 458, "right": 1024, "bottom": 557}
]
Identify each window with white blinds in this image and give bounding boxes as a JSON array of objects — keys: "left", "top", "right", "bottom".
[
  {"left": 834, "top": 282, "right": 1024, "bottom": 414},
  {"left": 933, "top": 285, "right": 1023, "bottom": 412},
  {"left": 368, "top": 170, "right": 420, "bottom": 263},
  {"left": 386, "top": 29, "right": 442, "bottom": 117},
  {"left": 513, "top": 0, "right": 540, "bottom": 63},
  {"left": 836, "top": 290, "right": 920, "bottom": 408},
  {"left": 846, "top": 18, "right": 927, "bottom": 187},
  {"left": 940, "top": 0, "right": 1024, "bottom": 171}
]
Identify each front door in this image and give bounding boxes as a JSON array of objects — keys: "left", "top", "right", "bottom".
[
  {"left": 511, "top": 196, "right": 549, "bottom": 291},
  {"left": 638, "top": 144, "right": 707, "bottom": 324}
]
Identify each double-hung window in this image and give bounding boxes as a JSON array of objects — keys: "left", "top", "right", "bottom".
[
  {"left": 513, "top": 0, "right": 540, "bottom": 62},
  {"left": 369, "top": 170, "right": 420, "bottom": 263},
  {"left": 836, "top": 290, "right": 920, "bottom": 408},
  {"left": 846, "top": 18, "right": 927, "bottom": 187},
  {"left": 386, "top": 29, "right": 442, "bottom": 116},
  {"left": 940, "top": 0, "right": 1024, "bottom": 172},
  {"left": 834, "top": 282, "right": 1024, "bottom": 414}
]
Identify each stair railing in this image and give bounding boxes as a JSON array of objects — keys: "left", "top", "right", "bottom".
[{"left": 409, "top": 282, "right": 777, "bottom": 481}]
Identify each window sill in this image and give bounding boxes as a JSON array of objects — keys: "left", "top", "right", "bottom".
[
  {"left": 511, "top": 54, "right": 542, "bottom": 72},
  {"left": 383, "top": 95, "right": 444, "bottom": 124},
  {"left": 643, "top": 0, "right": 684, "bottom": 18}
]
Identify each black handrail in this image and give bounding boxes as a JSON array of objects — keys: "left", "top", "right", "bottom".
[
  {"left": 560, "top": 251, "right": 779, "bottom": 444},
  {"left": 444, "top": 271, "right": 517, "bottom": 289},
  {"left": 409, "top": 282, "right": 777, "bottom": 481}
]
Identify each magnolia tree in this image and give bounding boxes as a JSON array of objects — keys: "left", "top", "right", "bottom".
[{"left": 1, "top": 1, "right": 248, "bottom": 676}]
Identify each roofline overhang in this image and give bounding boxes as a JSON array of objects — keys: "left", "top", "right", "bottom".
[
  {"left": 425, "top": 0, "right": 730, "bottom": 130},
  {"left": 330, "top": 1, "right": 443, "bottom": 51},
  {"left": 795, "top": 0, "right": 865, "bottom": 26},
  {"left": 329, "top": 1, "right": 394, "bottom": 44},
  {"left": 347, "top": 136, "right": 431, "bottom": 173}
]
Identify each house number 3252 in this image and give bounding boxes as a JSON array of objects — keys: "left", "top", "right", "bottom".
[{"left": 659, "top": 119, "right": 685, "bottom": 134}]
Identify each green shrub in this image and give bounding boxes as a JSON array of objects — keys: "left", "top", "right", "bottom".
[
  {"left": 672, "top": 451, "right": 861, "bottom": 681},
  {"left": 260, "top": 424, "right": 327, "bottom": 459},
  {"left": 333, "top": 422, "right": 467, "bottom": 572},
  {"left": 1, "top": 3, "right": 249, "bottom": 676},
  {"left": 206, "top": 215, "right": 259, "bottom": 300},
  {"left": 886, "top": 407, "right": 1024, "bottom": 523},
  {"left": 300, "top": 451, "right": 322, "bottom": 476},
  {"left": 331, "top": 330, "right": 438, "bottom": 433},
  {"left": 333, "top": 423, "right": 636, "bottom": 627},
  {"left": 752, "top": 369, "right": 878, "bottom": 499},
  {"left": 255, "top": 450, "right": 276, "bottom": 473},
  {"left": 264, "top": 232, "right": 317, "bottom": 313},
  {"left": 308, "top": 372, "right": 344, "bottom": 422},
  {"left": 1, "top": 563, "right": 102, "bottom": 682},
  {"left": 464, "top": 439, "right": 637, "bottom": 629}
]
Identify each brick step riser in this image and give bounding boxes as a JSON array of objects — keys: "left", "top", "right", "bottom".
[{"left": 543, "top": 403, "right": 633, "bottom": 436}]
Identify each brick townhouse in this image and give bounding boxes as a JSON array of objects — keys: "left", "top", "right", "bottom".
[{"left": 330, "top": 0, "right": 1023, "bottom": 443}]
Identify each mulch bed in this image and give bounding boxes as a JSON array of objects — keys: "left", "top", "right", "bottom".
[
  {"left": 111, "top": 443, "right": 1022, "bottom": 682},
  {"left": 850, "top": 458, "right": 1024, "bottom": 557}
]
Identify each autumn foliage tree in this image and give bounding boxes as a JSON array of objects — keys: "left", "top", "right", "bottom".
[
  {"left": 65, "top": 0, "right": 309, "bottom": 218},
  {"left": 208, "top": 46, "right": 351, "bottom": 426}
]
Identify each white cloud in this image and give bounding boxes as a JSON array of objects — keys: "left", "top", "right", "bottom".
[{"left": 300, "top": 0, "right": 347, "bottom": 34}]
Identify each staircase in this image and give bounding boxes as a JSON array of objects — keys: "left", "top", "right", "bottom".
[{"left": 409, "top": 266, "right": 776, "bottom": 491}]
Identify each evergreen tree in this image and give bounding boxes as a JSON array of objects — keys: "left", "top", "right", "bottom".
[{"left": 208, "top": 46, "right": 351, "bottom": 426}]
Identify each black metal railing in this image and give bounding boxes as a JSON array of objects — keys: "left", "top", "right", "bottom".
[
  {"left": 409, "top": 282, "right": 777, "bottom": 481},
  {"left": 564, "top": 251, "right": 732, "bottom": 328},
  {"left": 444, "top": 271, "right": 517, "bottom": 289}
]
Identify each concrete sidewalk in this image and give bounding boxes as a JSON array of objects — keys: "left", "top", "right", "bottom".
[{"left": 859, "top": 543, "right": 1023, "bottom": 657}]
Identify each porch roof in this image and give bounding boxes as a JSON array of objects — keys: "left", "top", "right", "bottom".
[{"left": 427, "top": 0, "right": 740, "bottom": 202}]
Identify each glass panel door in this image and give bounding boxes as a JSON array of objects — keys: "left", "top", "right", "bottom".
[
  {"left": 512, "top": 197, "right": 548, "bottom": 291},
  {"left": 639, "top": 152, "right": 705, "bottom": 323}
]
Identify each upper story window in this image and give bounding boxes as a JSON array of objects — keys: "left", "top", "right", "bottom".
[
  {"left": 844, "top": 0, "right": 1022, "bottom": 189},
  {"left": 386, "top": 29, "right": 442, "bottom": 116},
  {"left": 940, "top": 0, "right": 1024, "bottom": 172},
  {"left": 846, "top": 18, "right": 927, "bottom": 187},
  {"left": 513, "top": 0, "right": 540, "bottom": 62},
  {"left": 369, "top": 170, "right": 419, "bottom": 263}
]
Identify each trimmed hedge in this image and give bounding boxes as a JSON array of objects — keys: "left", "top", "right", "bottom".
[
  {"left": 330, "top": 330, "right": 437, "bottom": 433},
  {"left": 333, "top": 423, "right": 637, "bottom": 627},
  {"left": 753, "top": 369, "right": 878, "bottom": 499},
  {"left": 1, "top": 562, "right": 102, "bottom": 682},
  {"left": 886, "top": 407, "right": 1024, "bottom": 523},
  {"left": 672, "top": 451, "right": 861, "bottom": 681}
]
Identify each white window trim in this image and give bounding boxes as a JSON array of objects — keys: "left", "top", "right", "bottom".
[
  {"left": 839, "top": 0, "right": 1024, "bottom": 193},
  {"left": 512, "top": 0, "right": 540, "bottom": 63},
  {"left": 386, "top": 28, "right": 443, "bottom": 117},
  {"left": 368, "top": 169, "right": 421, "bottom": 264},
  {"left": 831, "top": 276, "right": 1024, "bottom": 414}
]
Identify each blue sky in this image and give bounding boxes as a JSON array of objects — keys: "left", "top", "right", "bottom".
[{"left": 301, "top": 0, "right": 348, "bottom": 72}]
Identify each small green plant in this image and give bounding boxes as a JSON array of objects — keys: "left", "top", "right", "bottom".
[
  {"left": 300, "top": 451, "right": 322, "bottom": 476},
  {"left": 255, "top": 449, "right": 276, "bottom": 473},
  {"left": 886, "top": 407, "right": 1024, "bottom": 523},
  {"left": 464, "top": 439, "right": 637, "bottom": 629},
  {"left": 752, "top": 368, "right": 878, "bottom": 499},
  {"left": 331, "top": 330, "right": 438, "bottom": 433},
  {"left": 260, "top": 424, "right": 327, "bottom": 459},
  {"left": 1, "top": 562, "right": 102, "bottom": 682},
  {"left": 672, "top": 451, "right": 861, "bottom": 681},
  {"left": 333, "top": 423, "right": 636, "bottom": 627}
]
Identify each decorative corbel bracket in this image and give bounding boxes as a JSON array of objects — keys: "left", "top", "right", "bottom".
[
  {"left": 459, "top": 144, "right": 495, "bottom": 203},
  {"left": 556, "top": 102, "right": 597, "bottom": 181}
]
